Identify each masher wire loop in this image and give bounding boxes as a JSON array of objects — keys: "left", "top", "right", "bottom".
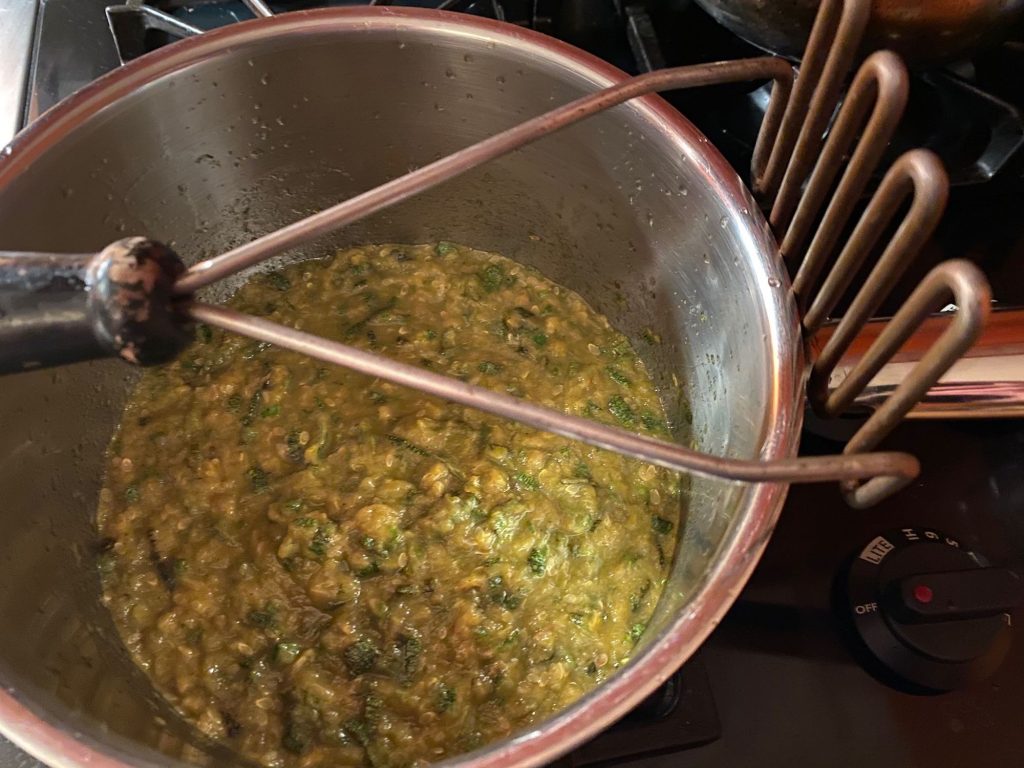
[{"left": 164, "top": 46, "right": 976, "bottom": 503}]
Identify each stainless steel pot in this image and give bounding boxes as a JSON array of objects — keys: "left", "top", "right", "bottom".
[
  {"left": 693, "top": 0, "right": 1024, "bottom": 66},
  {"left": 0, "top": 8, "right": 801, "bottom": 768}
]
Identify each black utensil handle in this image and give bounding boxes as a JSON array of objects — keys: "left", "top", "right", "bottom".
[
  {"left": 0, "top": 251, "right": 103, "bottom": 373},
  {"left": 0, "top": 238, "right": 192, "bottom": 375}
]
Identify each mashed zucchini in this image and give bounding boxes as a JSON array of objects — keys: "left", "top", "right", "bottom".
[{"left": 97, "top": 243, "right": 681, "bottom": 767}]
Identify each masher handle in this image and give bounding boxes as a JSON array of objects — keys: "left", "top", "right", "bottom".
[
  {"left": 0, "top": 250, "right": 102, "bottom": 373},
  {"left": 0, "top": 238, "right": 191, "bottom": 374}
]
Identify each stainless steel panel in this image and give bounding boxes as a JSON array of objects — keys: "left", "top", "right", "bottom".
[
  {"left": 0, "top": 0, "right": 40, "bottom": 145},
  {"left": 24, "top": 0, "right": 122, "bottom": 128}
]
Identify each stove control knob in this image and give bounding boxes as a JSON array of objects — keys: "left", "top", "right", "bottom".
[{"left": 840, "top": 528, "right": 1024, "bottom": 692}]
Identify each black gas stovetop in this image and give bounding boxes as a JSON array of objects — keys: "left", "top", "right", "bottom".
[{"left": 5, "top": 1, "right": 1024, "bottom": 767}]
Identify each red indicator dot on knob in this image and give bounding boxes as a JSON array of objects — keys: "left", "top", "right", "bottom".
[{"left": 913, "top": 584, "right": 934, "bottom": 604}]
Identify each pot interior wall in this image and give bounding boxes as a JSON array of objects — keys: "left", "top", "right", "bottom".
[{"left": 0, "top": 14, "right": 789, "bottom": 767}]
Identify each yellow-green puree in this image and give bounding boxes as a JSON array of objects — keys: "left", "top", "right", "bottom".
[{"left": 98, "top": 243, "right": 681, "bottom": 768}]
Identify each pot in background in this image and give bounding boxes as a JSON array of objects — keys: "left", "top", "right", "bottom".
[{"left": 693, "top": 0, "right": 1024, "bottom": 66}]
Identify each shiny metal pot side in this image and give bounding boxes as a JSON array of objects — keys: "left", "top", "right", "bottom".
[{"left": 0, "top": 8, "right": 801, "bottom": 768}]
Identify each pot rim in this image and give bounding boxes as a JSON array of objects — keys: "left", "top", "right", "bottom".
[{"left": 0, "top": 7, "right": 803, "bottom": 768}]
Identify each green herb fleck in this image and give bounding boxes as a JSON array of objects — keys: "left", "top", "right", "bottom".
[
  {"left": 282, "top": 723, "right": 310, "bottom": 754},
  {"left": 285, "top": 431, "right": 304, "bottom": 463},
  {"left": 479, "top": 263, "right": 514, "bottom": 293},
  {"left": 652, "top": 515, "right": 674, "bottom": 535},
  {"left": 607, "top": 395, "right": 636, "bottom": 426},
  {"left": 488, "top": 574, "right": 521, "bottom": 609},
  {"left": 240, "top": 390, "right": 262, "bottom": 426},
  {"left": 606, "top": 338, "right": 633, "bottom": 359},
  {"left": 247, "top": 466, "right": 269, "bottom": 492},
  {"left": 343, "top": 637, "right": 380, "bottom": 676},
  {"left": 356, "top": 561, "right": 380, "bottom": 578},
  {"left": 630, "top": 580, "right": 653, "bottom": 612},
  {"left": 386, "top": 433, "right": 431, "bottom": 457},
  {"left": 260, "top": 404, "right": 281, "bottom": 418},
  {"left": 527, "top": 546, "right": 547, "bottom": 575},
  {"left": 97, "top": 552, "right": 117, "bottom": 575},
  {"left": 531, "top": 331, "right": 548, "bottom": 347},
  {"left": 364, "top": 693, "right": 384, "bottom": 727},
  {"left": 396, "top": 633, "right": 423, "bottom": 681},
  {"left": 435, "top": 241, "right": 456, "bottom": 256},
  {"left": 246, "top": 608, "right": 275, "bottom": 629},
  {"left": 629, "top": 622, "right": 646, "bottom": 643},
  {"left": 309, "top": 527, "right": 331, "bottom": 557},
  {"left": 606, "top": 366, "right": 632, "bottom": 386},
  {"left": 435, "top": 683, "right": 456, "bottom": 712},
  {"left": 343, "top": 718, "right": 370, "bottom": 748},
  {"left": 514, "top": 472, "right": 540, "bottom": 491},
  {"left": 124, "top": 485, "right": 140, "bottom": 504},
  {"left": 477, "top": 360, "right": 503, "bottom": 375},
  {"left": 641, "top": 410, "right": 663, "bottom": 431},
  {"left": 274, "top": 642, "right": 302, "bottom": 665}
]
